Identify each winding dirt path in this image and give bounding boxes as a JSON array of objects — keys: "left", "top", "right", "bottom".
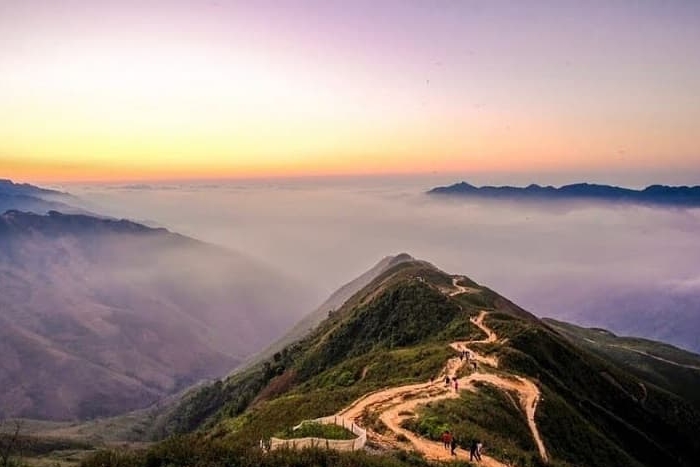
[
  {"left": 448, "top": 276, "right": 481, "bottom": 296},
  {"left": 334, "top": 278, "right": 550, "bottom": 465}
]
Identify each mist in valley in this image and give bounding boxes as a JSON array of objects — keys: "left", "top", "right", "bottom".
[
  {"left": 0, "top": 210, "right": 316, "bottom": 420},
  {"left": 58, "top": 175, "right": 700, "bottom": 353}
]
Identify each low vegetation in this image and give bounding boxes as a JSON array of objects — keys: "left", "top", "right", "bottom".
[
  {"left": 275, "top": 422, "right": 356, "bottom": 440},
  {"left": 401, "top": 382, "right": 546, "bottom": 466},
  {"left": 80, "top": 437, "right": 472, "bottom": 467}
]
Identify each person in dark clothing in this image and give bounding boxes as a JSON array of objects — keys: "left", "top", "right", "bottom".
[
  {"left": 470, "top": 440, "right": 479, "bottom": 461},
  {"left": 450, "top": 437, "right": 457, "bottom": 456}
]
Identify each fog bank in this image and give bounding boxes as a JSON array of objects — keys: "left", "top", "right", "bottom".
[{"left": 60, "top": 176, "right": 700, "bottom": 351}]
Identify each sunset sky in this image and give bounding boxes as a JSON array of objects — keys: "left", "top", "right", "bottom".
[{"left": 1, "top": 0, "right": 699, "bottom": 182}]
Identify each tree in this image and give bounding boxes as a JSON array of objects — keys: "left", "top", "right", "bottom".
[{"left": 0, "top": 420, "right": 25, "bottom": 467}]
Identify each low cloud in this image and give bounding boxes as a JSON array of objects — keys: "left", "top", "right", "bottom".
[{"left": 63, "top": 177, "right": 700, "bottom": 351}]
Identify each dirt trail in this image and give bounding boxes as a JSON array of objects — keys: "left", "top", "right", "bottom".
[
  {"left": 334, "top": 278, "right": 549, "bottom": 465},
  {"left": 292, "top": 277, "right": 532, "bottom": 467},
  {"left": 448, "top": 276, "right": 481, "bottom": 296}
]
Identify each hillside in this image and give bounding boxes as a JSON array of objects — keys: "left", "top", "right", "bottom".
[
  {"left": 0, "top": 210, "right": 315, "bottom": 421},
  {"left": 78, "top": 258, "right": 700, "bottom": 467},
  {"left": 544, "top": 319, "right": 700, "bottom": 409},
  {"left": 428, "top": 181, "right": 700, "bottom": 207}
]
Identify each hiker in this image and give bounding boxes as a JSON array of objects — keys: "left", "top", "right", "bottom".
[
  {"left": 470, "top": 440, "right": 479, "bottom": 461},
  {"left": 450, "top": 436, "right": 457, "bottom": 456},
  {"left": 472, "top": 361, "right": 478, "bottom": 371},
  {"left": 459, "top": 353, "right": 464, "bottom": 362},
  {"left": 444, "top": 375, "right": 451, "bottom": 386},
  {"left": 454, "top": 378, "right": 459, "bottom": 392},
  {"left": 476, "top": 441, "right": 483, "bottom": 460},
  {"left": 441, "top": 430, "right": 452, "bottom": 450}
]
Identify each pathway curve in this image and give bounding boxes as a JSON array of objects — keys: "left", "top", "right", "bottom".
[{"left": 325, "top": 277, "right": 548, "bottom": 465}]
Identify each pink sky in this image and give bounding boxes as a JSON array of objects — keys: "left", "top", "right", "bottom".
[{"left": 1, "top": 0, "right": 699, "bottom": 181}]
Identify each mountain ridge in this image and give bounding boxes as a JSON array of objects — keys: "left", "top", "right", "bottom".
[{"left": 428, "top": 181, "right": 700, "bottom": 206}]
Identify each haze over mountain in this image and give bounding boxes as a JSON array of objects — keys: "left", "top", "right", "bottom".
[
  {"left": 63, "top": 178, "right": 700, "bottom": 353},
  {"left": 428, "top": 181, "right": 700, "bottom": 207},
  {"left": 0, "top": 209, "right": 315, "bottom": 421}
]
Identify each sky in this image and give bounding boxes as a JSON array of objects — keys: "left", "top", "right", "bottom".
[{"left": 1, "top": 0, "right": 700, "bottom": 182}]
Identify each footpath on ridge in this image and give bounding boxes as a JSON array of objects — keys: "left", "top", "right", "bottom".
[{"left": 283, "top": 277, "right": 550, "bottom": 466}]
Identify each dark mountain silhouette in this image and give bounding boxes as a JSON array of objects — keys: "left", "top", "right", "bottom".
[
  {"left": 0, "top": 210, "right": 315, "bottom": 421},
  {"left": 428, "top": 181, "right": 700, "bottom": 206}
]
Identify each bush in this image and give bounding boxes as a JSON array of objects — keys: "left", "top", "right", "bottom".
[{"left": 276, "top": 422, "right": 357, "bottom": 440}]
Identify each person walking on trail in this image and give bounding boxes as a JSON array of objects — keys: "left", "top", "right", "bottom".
[
  {"left": 472, "top": 361, "right": 478, "bottom": 371},
  {"left": 454, "top": 378, "right": 459, "bottom": 392},
  {"left": 441, "top": 431, "right": 452, "bottom": 450},
  {"left": 476, "top": 441, "right": 483, "bottom": 461},
  {"left": 470, "top": 440, "right": 479, "bottom": 461},
  {"left": 450, "top": 436, "right": 457, "bottom": 456},
  {"left": 444, "top": 375, "right": 451, "bottom": 386}
]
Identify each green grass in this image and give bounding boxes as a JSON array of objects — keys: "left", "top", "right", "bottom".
[
  {"left": 485, "top": 312, "right": 700, "bottom": 467},
  {"left": 215, "top": 343, "right": 454, "bottom": 445},
  {"left": 275, "top": 422, "right": 356, "bottom": 440},
  {"left": 545, "top": 318, "right": 700, "bottom": 410},
  {"left": 80, "top": 438, "right": 474, "bottom": 467},
  {"left": 401, "top": 381, "right": 542, "bottom": 465}
]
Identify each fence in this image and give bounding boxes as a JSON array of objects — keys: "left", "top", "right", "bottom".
[{"left": 268, "top": 415, "right": 367, "bottom": 452}]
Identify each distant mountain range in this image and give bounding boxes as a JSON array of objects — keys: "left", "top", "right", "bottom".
[
  {"left": 0, "top": 208, "right": 315, "bottom": 421},
  {"left": 428, "top": 182, "right": 700, "bottom": 206}
]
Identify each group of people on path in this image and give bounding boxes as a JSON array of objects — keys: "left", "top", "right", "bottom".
[
  {"left": 430, "top": 374, "right": 460, "bottom": 392},
  {"left": 441, "top": 430, "right": 483, "bottom": 461},
  {"left": 440, "top": 375, "right": 459, "bottom": 392},
  {"left": 459, "top": 347, "right": 478, "bottom": 371}
]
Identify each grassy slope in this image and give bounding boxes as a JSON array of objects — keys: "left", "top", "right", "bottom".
[
  {"left": 486, "top": 313, "right": 700, "bottom": 467},
  {"left": 544, "top": 318, "right": 700, "bottom": 409},
  {"left": 401, "top": 382, "right": 545, "bottom": 466}
]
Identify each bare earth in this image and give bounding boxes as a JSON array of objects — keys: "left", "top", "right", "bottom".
[{"left": 337, "top": 277, "right": 548, "bottom": 466}]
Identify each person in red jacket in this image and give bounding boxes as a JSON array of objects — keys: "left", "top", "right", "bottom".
[{"left": 441, "top": 430, "right": 453, "bottom": 450}]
